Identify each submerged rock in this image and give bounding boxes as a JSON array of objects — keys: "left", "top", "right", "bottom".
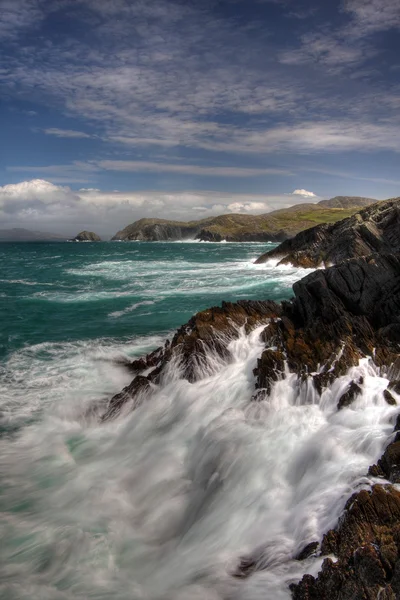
[{"left": 255, "top": 197, "right": 400, "bottom": 267}]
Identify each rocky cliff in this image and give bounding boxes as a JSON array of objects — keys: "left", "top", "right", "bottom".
[
  {"left": 73, "top": 230, "right": 101, "bottom": 242},
  {"left": 255, "top": 197, "right": 400, "bottom": 267},
  {"left": 111, "top": 198, "right": 375, "bottom": 242},
  {"left": 102, "top": 251, "right": 400, "bottom": 597}
]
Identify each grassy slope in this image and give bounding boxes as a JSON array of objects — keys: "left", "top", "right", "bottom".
[
  {"left": 114, "top": 202, "right": 377, "bottom": 240},
  {"left": 197, "top": 207, "right": 363, "bottom": 238}
]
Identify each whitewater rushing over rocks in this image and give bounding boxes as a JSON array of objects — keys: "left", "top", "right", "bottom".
[
  {"left": 2, "top": 243, "right": 400, "bottom": 599},
  {"left": 0, "top": 325, "right": 398, "bottom": 600}
]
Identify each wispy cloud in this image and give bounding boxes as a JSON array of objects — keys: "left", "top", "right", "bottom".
[
  {"left": 96, "top": 160, "right": 291, "bottom": 177},
  {"left": 0, "top": 0, "right": 43, "bottom": 41},
  {"left": 343, "top": 0, "right": 400, "bottom": 35},
  {"left": 43, "top": 128, "right": 92, "bottom": 139}
]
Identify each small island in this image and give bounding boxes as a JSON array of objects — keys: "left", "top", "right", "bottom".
[{"left": 72, "top": 230, "right": 102, "bottom": 242}]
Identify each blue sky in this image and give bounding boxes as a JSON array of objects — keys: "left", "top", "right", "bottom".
[{"left": 0, "top": 0, "right": 400, "bottom": 234}]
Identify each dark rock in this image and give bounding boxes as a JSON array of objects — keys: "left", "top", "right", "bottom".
[
  {"left": 295, "top": 542, "right": 319, "bottom": 561},
  {"left": 101, "top": 300, "right": 280, "bottom": 419},
  {"left": 101, "top": 375, "right": 151, "bottom": 421},
  {"left": 375, "top": 439, "right": 400, "bottom": 484},
  {"left": 337, "top": 381, "right": 362, "bottom": 410},
  {"left": 384, "top": 389, "right": 397, "bottom": 406},
  {"left": 255, "top": 197, "right": 400, "bottom": 267},
  {"left": 103, "top": 254, "right": 400, "bottom": 419},
  {"left": 292, "top": 485, "right": 400, "bottom": 599}
]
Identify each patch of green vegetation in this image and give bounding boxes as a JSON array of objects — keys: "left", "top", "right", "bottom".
[{"left": 114, "top": 204, "right": 371, "bottom": 241}]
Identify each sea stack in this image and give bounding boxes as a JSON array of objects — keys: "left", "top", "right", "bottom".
[{"left": 73, "top": 230, "right": 102, "bottom": 242}]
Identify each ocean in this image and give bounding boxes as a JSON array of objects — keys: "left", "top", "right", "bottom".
[{"left": 0, "top": 241, "right": 396, "bottom": 599}]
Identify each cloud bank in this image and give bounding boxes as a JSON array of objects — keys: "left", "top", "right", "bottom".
[{"left": 0, "top": 179, "right": 320, "bottom": 235}]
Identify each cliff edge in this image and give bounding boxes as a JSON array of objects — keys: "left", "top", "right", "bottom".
[{"left": 255, "top": 197, "right": 400, "bottom": 267}]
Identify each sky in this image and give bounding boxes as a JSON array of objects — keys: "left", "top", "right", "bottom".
[{"left": 0, "top": 0, "right": 400, "bottom": 235}]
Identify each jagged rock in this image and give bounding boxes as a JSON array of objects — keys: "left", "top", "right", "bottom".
[
  {"left": 73, "top": 230, "right": 101, "bottom": 241},
  {"left": 101, "top": 375, "right": 151, "bottom": 421},
  {"left": 255, "top": 197, "right": 400, "bottom": 267},
  {"left": 102, "top": 254, "right": 400, "bottom": 420},
  {"left": 295, "top": 542, "right": 320, "bottom": 561},
  {"left": 337, "top": 381, "right": 362, "bottom": 410},
  {"left": 291, "top": 485, "right": 400, "bottom": 600},
  {"left": 384, "top": 389, "right": 397, "bottom": 406},
  {"left": 101, "top": 300, "right": 280, "bottom": 419}
]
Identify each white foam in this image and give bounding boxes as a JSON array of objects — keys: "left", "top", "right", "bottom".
[
  {"left": 109, "top": 300, "right": 156, "bottom": 318},
  {"left": 0, "top": 328, "right": 397, "bottom": 599}
]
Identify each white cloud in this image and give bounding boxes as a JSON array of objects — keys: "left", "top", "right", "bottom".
[
  {"left": 43, "top": 128, "right": 92, "bottom": 139},
  {"left": 227, "top": 201, "right": 270, "bottom": 213},
  {"left": 0, "top": 178, "right": 308, "bottom": 234},
  {"left": 291, "top": 189, "right": 317, "bottom": 198},
  {"left": 0, "top": 179, "right": 75, "bottom": 209}
]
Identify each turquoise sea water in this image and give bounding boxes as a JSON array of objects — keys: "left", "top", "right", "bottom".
[{"left": 0, "top": 240, "right": 302, "bottom": 358}]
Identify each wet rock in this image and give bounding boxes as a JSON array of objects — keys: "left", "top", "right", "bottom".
[
  {"left": 101, "top": 300, "right": 280, "bottom": 418},
  {"left": 103, "top": 254, "right": 400, "bottom": 420},
  {"left": 337, "top": 381, "right": 362, "bottom": 410},
  {"left": 295, "top": 542, "right": 319, "bottom": 561},
  {"left": 292, "top": 485, "right": 400, "bottom": 600},
  {"left": 101, "top": 375, "right": 151, "bottom": 421},
  {"left": 384, "top": 389, "right": 397, "bottom": 406}
]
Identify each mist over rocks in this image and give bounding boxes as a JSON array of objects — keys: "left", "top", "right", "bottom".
[{"left": 255, "top": 196, "right": 400, "bottom": 268}]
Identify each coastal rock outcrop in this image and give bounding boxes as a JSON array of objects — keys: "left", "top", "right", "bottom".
[
  {"left": 103, "top": 253, "right": 400, "bottom": 419},
  {"left": 73, "top": 230, "right": 101, "bottom": 242},
  {"left": 102, "top": 252, "right": 400, "bottom": 598},
  {"left": 255, "top": 197, "right": 400, "bottom": 267},
  {"left": 112, "top": 218, "right": 199, "bottom": 241}
]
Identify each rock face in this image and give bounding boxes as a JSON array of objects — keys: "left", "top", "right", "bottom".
[
  {"left": 112, "top": 218, "right": 199, "bottom": 241},
  {"left": 291, "top": 484, "right": 400, "bottom": 600},
  {"left": 255, "top": 197, "right": 400, "bottom": 267},
  {"left": 73, "top": 230, "right": 101, "bottom": 242}
]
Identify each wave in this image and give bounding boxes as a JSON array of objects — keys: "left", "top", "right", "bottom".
[
  {"left": 0, "top": 327, "right": 396, "bottom": 599},
  {"left": 109, "top": 300, "right": 157, "bottom": 318}
]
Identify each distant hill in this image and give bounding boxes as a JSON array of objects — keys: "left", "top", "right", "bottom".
[
  {"left": 0, "top": 228, "right": 67, "bottom": 242},
  {"left": 112, "top": 196, "right": 378, "bottom": 242},
  {"left": 318, "top": 196, "right": 376, "bottom": 209}
]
